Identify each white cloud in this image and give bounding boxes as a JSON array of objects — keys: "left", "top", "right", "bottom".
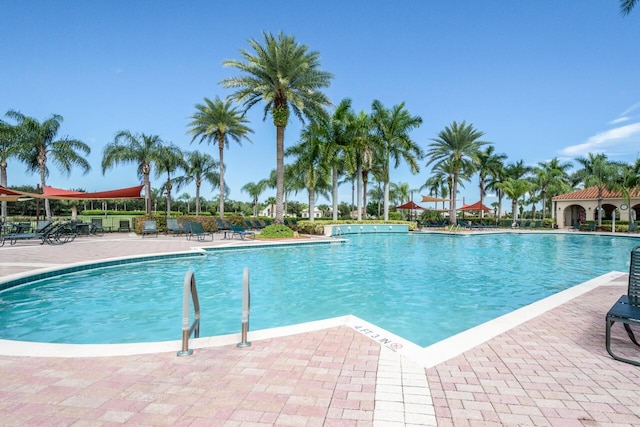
[
  {"left": 609, "top": 116, "right": 629, "bottom": 125},
  {"left": 607, "top": 102, "right": 640, "bottom": 126},
  {"left": 560, "top": 122, "right": 640, "bottom": 157},
  {"left": 621, "top": 101, "right": 640, "bottom": 116}
]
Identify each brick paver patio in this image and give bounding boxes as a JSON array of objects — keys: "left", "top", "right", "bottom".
[{"left": 0, "top": 232, "right": 639, "bottom": 426}]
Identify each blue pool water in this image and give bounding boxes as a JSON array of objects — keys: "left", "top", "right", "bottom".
[{"left": 0, "top": 233, "right": 637, "bottom": 346}]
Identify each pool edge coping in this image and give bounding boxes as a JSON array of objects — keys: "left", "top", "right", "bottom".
[{"left": 0, "top": 271, "right": 627, "bottom": 364}]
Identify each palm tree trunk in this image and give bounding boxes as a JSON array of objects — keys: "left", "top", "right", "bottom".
[
  {"left": 450, "top": 177, "right": 458, "bottom": 225},
  {"left": 144, "top": 173, "right": 152, "bottom": 216},
  {"left": 218, "top": 137, "right": 225, "bottom": 218},
  {"left": 41, "top": 167, "right": 51, "bottom": 220},
  {"left": 195, "top": 183, "right": 201, "bottom": 215},
  {"left": 351, "top": 178, "right": 355, "bottom": 219},
  {"left": 275, "top": 125, "right": 285, "bottom": 224},
  {"left": 362, "top": 170, "right": 369, "bottom": 219},
  {"left": 479, "top": 180, "right": 485, "bottom": 219},
  {"left": 332, "top": 166, "right": 338, "bottom": 221},
  {"left": 383, "top": 180, "right": 390, "bottom": 221},
  {"left": 356, "top": 165, "right": 363, "bottom": 221},
  {"left": 308, "top": 187, "right": 315, "bottom": 222},
  {"left": 1, "top": 162, "right": 7, "bottom": 221}
]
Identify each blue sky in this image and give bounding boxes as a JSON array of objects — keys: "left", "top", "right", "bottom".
[{"left": 2, "top": 1, "right": 639, "bottom": 206}]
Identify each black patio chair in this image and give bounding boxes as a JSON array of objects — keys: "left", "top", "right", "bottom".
[{"left": 605, "top": 245, "right": 640, "bottom": 366}]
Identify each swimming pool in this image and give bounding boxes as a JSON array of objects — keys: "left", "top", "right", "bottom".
[{"left": 0, "top": 233, "right": 636, "bottom": 346}]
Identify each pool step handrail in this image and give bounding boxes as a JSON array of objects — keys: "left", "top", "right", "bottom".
[
  {"left": 237, "top": 267, "right": 251, "bottom": 348},
  {"left": 177, "top": 270, "right": 201, "bottom": 357}
]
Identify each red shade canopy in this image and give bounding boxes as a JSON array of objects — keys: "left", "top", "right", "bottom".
[
  {"left": 42, "top": 185, "right": 144, "bottom": 200},
  {"left": 459, "top": 201, "right": 491, "bottom": 211},
  {"left": 396, "top": 201, "right": 424, "bottom": 210},
  {"left": 0, "top": 185, "right": 144, "bottom": 201}
]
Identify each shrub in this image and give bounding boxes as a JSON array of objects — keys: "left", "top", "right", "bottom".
[{"left": 259, "top": 224, "right": 294, "bottom": 239}]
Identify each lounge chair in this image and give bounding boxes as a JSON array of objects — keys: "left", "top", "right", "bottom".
[
  {"left": 605, "top": 245, "right": 640, "bottom": 366},
  {"left": 118, "top": 219, "right": 131, "bottom": 232},
  {"left": 91, "top": 218, "right": 105, "bottom": 235},
  {"left": 166, "top": 218, "right": 185, "bottom": 236},
  {"left": 1, "top": 221, "right": 54, "bottom": 246},
  {"left": 187, "top": 221, "right": 213, "bottom": 241},
  {"left": 141, "top": 220, "right": 158, "bottom": 238},
  {"left": 231, "top": 225, "right": 255, "bottom": 240}
]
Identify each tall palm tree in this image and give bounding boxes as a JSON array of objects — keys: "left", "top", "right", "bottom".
[
  {"left": 319, "top": 98, "right": 354, "bottom": 221},
  {"left": 426, "top": 121, "right": 488, "bottom": 225},
  {"left": 174, "top": 150, "right": 221, "bottom": 215},
  {"left": 343, "top": 110, "right": 376, "bottom": 220},
  {"left": 188, "top": 96, "right": 253, "bottom": 218},
  {"left": 241, "top": 180, "right": 268, "bottom": 217},
  {"left": 371, "top": 100, "right": 423, "bottom": 221},
  {"left": 476, "top": 146, "right": 506, "bottom": 219},
  {"left": 574, "top": 153, "right": 620, "bottom": 227},
  {"left": 155, "top": 144, "right": 186, "bottom": 218},
  {"left": 222, "top": 31, "right": 333, "bottom": 224},
  {"left": 8, "top": 110, "right": 90, "bottom": 220},
  {"left": 286, "top": 122, "right": 331, "bottom": 222},
  {"left": 620, "top": 0, "right": 638, "bottom": 15},
  {"left": 102, "top": 131, "right": 164, "bottom": 216}
]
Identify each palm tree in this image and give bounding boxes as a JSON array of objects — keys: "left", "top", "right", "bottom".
[
  {"left": 222, "top": 31, "right": 333, "bottom": 224},
  {"left": 343, "top": 110, "right": 376, "bottom": 220},
  {"left": 285, "top": 122, "right": 331, "bottom": 222},
  {"left": 426, "top": 121, "right": 488, "bottom": 225},
  {"left": 371, "top": 100, "right": 423, "bottom": 221},
  {"left": 0, "top": 117, "right": 22, "bottom": 221},
  {"left": 8, "top": 110, "right": 90, "bottom": 220},
  {"left": 155, "top": 144, "right": 186, "bottom": 219},
  {"left": 174, "top": 150, "right": 221, "bottom": 215},
  {"left": 476, "top": 146, "right": 506, "bottom": 219},
  {"left": 497, "top": 178, "right": 531, "bottom": 225},
  {"left": 319, "top": 98, "right": 354, "bottom": 221},
  {"left": 188, "top": 96, "right": 253, "bottom": 218},
  {"left": 533, "top": 157, "right": 572, "bottom": 219},
  {"left": 102, "top": 131, "right": 164, "bottom": 216},
  {"left": 574, "top": 153, "right": 620, "bottom": 227},
  {"left": 241, "top": 180, "right": 268, "bottom": 217},
  {"left": 620, "top": 0, "right": 638, "bottom": 15},
  {"left": 614, "top": 160, "right": 640, "bottom": 229},
  {"left": 180, "top": 193, "right": 192, "bottom": 214}
]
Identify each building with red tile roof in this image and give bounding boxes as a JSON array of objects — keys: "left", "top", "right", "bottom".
[{"left": 552, "top": 186, "right": 640, "bottom": 228}]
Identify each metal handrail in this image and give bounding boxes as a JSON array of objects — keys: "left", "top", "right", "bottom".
[
  {"left": 237, "top": 267, "right": 251, "bottom": 348},
  {"left": 177, "top": 270, "right": 200, "bottom": 357}
]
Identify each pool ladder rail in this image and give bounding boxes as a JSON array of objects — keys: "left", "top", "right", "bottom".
[
  {"left": 177, "top": 267, "right": 252, "bottom": 356},
  {"left": 177, "top": 270, "right": 200, "bottom": 357}
]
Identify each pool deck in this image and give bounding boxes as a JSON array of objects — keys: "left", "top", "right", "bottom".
[{"left": 1, "top": 230, "right": 639, "bottom": 426}]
